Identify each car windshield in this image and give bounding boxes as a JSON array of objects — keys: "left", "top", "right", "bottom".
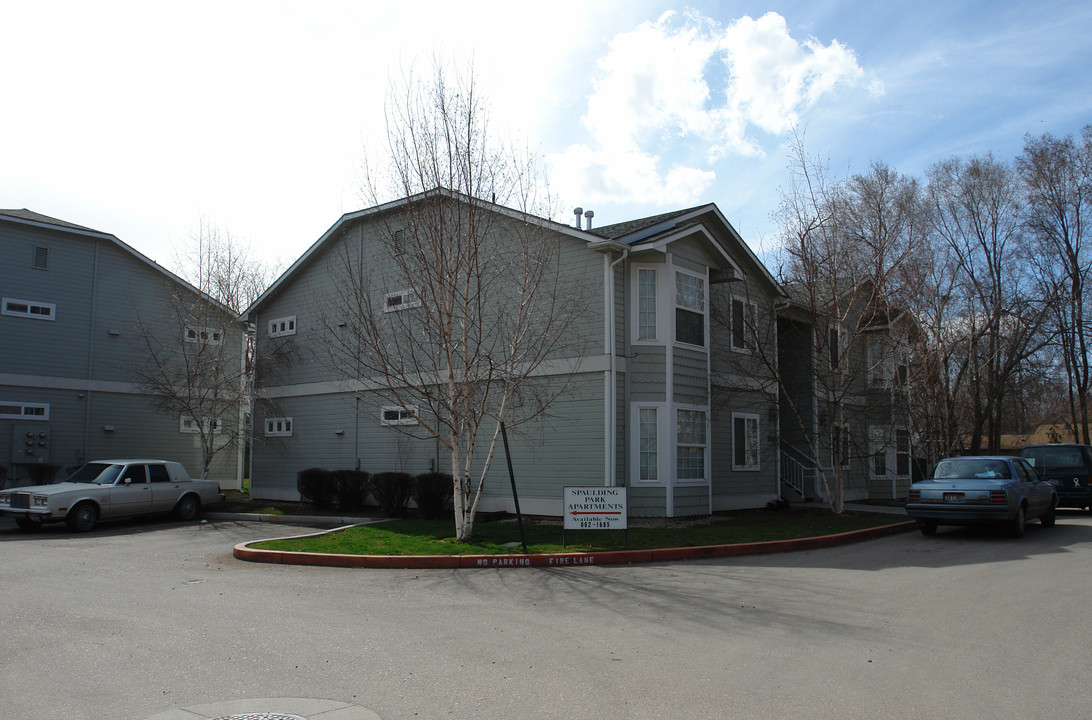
[
  {"left": 934, "top": 459, "right": 1011, "bottom": 480},
  {"left": 67, "top": 463, "right": 124, "bottom": 485}
]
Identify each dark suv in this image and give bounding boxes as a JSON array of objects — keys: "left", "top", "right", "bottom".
[{"left": 1020, "top": 444, "right": 1092, "bottom": 511}]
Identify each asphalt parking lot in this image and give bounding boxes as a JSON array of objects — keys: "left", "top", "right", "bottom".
[{"left": 2, "top": 511, "right": 1091, "bottom": 720}]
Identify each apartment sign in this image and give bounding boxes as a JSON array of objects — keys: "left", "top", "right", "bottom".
[{"left": 563, "top": 486, "right": 628, "bottom": 530}]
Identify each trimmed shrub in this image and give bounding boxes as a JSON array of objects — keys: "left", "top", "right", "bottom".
[
  {"left": 414, "top": 472, "right": 454, "bottom": 519},
  {"left": 297, "top": 467, "right": 335, "bottom": 510},
  {"left": 333, "top": 469, "right": 370, "bottom": 512},
  {"left": 370, "top": 471, "right": 414, "bottom": 517}
]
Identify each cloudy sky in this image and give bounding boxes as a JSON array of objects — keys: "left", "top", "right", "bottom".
[{"left": 4, "top": 0, "right": 1090, "bottom": 274}]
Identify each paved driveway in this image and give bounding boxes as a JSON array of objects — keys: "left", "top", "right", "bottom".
[{"left": 1, "top": 513, "right": 1090, "bottom": 719}]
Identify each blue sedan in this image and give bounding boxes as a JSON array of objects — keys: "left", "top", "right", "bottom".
[{"left": 906, "top": 456, "right": 1058, "bottom": 537}]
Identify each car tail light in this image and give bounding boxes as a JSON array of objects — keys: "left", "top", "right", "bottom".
[
  {"left": 908, "top": 490, "right": 920, "bottom": 503},
  {"left": 990, "top": 491, "right": 1007, "bottom": 505}
]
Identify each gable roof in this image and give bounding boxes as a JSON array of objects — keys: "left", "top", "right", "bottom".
[
  {"left": 245, "top": 187, "right": 602, "bottom": 318},
  {"left": 594, "top": 204, "right": 782, "bottom": 293},
  {"left": 0, "top": 208, "right": 235, "bottom": 317}
]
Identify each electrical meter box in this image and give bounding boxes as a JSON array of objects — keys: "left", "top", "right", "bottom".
[{"left": 11, "top": 425, "right": 51, "bottom": 464}]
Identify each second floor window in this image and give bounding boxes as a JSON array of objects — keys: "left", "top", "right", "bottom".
[{"left": 675, "top": 271, "right": 705, "bottom": 347}]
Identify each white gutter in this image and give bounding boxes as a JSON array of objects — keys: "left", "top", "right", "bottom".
[{"left": 605, "top": 247, "right": 628, "bottom": 486}]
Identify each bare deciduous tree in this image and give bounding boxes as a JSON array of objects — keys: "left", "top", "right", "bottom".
[
  {"left": 325, "top": 62, "right": 585, "bottom": 541},
  {"left": 766, "top": 136, "right": 922, "bottom": 512},
  {"left": 134, "top": 224, "right": 273, "bottom": 480},
  {"left": 1018, "top": 126, "right": 1092, "bottom": 442}
]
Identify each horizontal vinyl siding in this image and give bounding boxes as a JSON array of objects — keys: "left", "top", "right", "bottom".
[
  {"left": 710, "top": 386, "right": 777, "bottom": 504},
  {"left": 673, "top": 346, "right": 708, "bottom": 406},
  {"left": 0, "top": 226, "right": 94, "bottom": 379},
  {"left": 628, "top": 486, "right": 667, "bottom": 517},
  {"left": 251, "top": 394, "right": 360, "bottom": 500},
  {"left": 628, "top": 347, "right": 666, "bottom": 403},
  {"left": 673, "top": 484, "right": 709, "bottom": 516}
]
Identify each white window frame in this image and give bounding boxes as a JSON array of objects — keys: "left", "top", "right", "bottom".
[
  {"left": 637, "top": 406, "right": 659, "bottom": 482},
  {"left": 184, "top": 326, "right": 223, "bottom": 345},
  {"left": 0, "top": 402, "right": 50, "bottom": 420},
  {"left": 869, "top": 426, "right": 892, "bottom": 478},
  {"left": 380, "top": 405, "right": 418, "bottom": 426},
  {"left": 265, "top": 416, "right": 294, "bottom": 436},
  {"left": 268, "top": 315, "right": 297, "bottom": 338},
  {"left": 630, "top": 403, "right": 666, "bottom": 485},
  {"left": 179, "top": 416, "right": 222, "bottom": 434},
  {"left": 384, "top": 289, "right": 421, "bottom": 313},
  {"left": 2, "top": 297, "right": 56, "bottom": 321},
  {"left": 673, "top": 269, "right": 707, "bottom": 349},
  {"left": 675, "top": 406, "right": 708, "bottom": 483},
  {"left": 636, "top": 267, "right": 658, "bottom": 342},
  {"left": 867, "top": 333, "right": 893, "bottom": 388},
  {"left": 730, "top": 297, "right": 757, "bottom": 353},
  {"left": 731, "top": 412, "right": 760, "bottom": 471}
]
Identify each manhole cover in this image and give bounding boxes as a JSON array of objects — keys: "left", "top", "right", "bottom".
[{"left": 209, "top": 715, "right": 307, "bottom": 720}]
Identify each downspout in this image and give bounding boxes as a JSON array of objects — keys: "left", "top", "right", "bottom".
[{"left": 606, "top": 247, "right": 628, "bottom": 486}]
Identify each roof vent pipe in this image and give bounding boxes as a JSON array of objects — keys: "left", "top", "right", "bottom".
[
  {"left": 573, "top": 207, "right": 584, "bottom": 230},
  {"left": 584, "top": 210, "right": 594, "bottom": 230}
]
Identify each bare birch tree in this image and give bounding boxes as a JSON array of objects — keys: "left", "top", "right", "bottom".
[
  {"left": 766, "top": 136, "right": 923, "bottom": 512},
  {"left": 325, "top": 62, "right": 584, "bottom": 541}
]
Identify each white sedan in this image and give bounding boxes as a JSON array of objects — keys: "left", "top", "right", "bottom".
[{"left": 0, "top": 459, "right": 223, "bottom": 532}]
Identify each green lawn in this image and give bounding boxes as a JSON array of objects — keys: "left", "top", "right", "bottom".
[{"left": 249, "top": 509, "right": 907, "bottom": 556}]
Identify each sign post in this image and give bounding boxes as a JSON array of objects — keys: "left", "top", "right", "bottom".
[{"left": 563, "top": 486, "right": 628, "bottom": 548}]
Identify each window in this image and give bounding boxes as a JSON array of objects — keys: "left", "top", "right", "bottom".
[
  {"left": 179, "top": 416, "right": 221, "bottom": 434},
  {"left": 268, "top": 316, "right": 297, "bottom": 337},
  {"left": 185, "top": 327, "right": 223, "bottom": 345},
  {"left": 676, "top": 408, "right": 707, "bottom": 480},
  {"left": 896, "top": 429, "right": 910, "bottom": 476},
  {"left": 829, "top": 326, "right": 840, "bottom": 369},
  {"left": 868, "top": 335, "right": 893, "bottom": 387},
  {"left": 0, "top": 402, "right": 49, "bottom": 420},
  {"left": 2, "top": 297, "right": 55, "bottom": 321},
  {"left": 732, "top": 413, "right": 760, "bottom": 470},
  {"left": 148, "top": 464, "right": 171, "bottom": 483},
  {"left": 381, "top": 406, "right": 418, "bottom": 426},
  {"left": 265, "top": 417, "right": 293, "bottom": 436},
  {"left": 675, "top": 271, "right": 705, "bottom": 347},
  {"left": 731, "top": 298, "right": 756, "bottom": 351},
  {"left": 33, "top": 246, "right": 49, "bottom": 270},
  {"left": 832, "top": 424, "right": 850, "bottom": 468},
  {"left": 119, "top": 465, "right": 147, "bottom": 485},
  {"left": 639, "top": 407, "right": 658, "bottom": 481},
  {"left": 638, "top": 268, "right": 657, "bottom": 340},
  {"left": 384, "top": 289, "right": 420, "bottom": 312}
]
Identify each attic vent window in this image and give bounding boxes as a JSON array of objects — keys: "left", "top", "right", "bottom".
[
  {"left": 2, "top": 297, "right": 56, "bottom": 321},
  {"left": 33, "top": 246, "right": 49, "bottom": 270},
  {"left": 384, "top": 289, "right": 421, "bottom": 312}
]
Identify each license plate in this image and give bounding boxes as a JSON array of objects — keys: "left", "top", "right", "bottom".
[{"left": 943, "top": 492, "right": 964, "bottom": 503}]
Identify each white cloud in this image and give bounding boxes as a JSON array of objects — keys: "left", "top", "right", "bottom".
[{"left": 549, "top": 9, "right": 879, "bottom": 206}]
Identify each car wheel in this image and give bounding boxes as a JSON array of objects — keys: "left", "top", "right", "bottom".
[
  {"left": 66, "top": 502, "right": 98, "bottom": 532},
  {"left": 918, "top": 520, "right": 938, "bottom": 536},
  {"left": 15, "top": 517, "right": 43, "bottom": 532},
  {"left": 1040, "top": 503, "right": 1057, "bottom": 527},
  {"left": 174, "top": 494, "right": 200, "bottom": 521},
  {"left": 1009, "top": 505, "right": 1026, "bottom": 538}
]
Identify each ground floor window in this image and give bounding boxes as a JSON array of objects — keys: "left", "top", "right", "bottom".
[
  {"left": 732, "top": 413, "right": 760, "bottom": 470},
  {"left": 676, "top": 408, "right": 707, "bottom": 480},
  {"left": 639, "top": 407, "right": 658, "bottom": 481}
]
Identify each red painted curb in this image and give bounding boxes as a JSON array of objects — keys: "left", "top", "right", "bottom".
[{"left": 233, "top": 520, "right": 915, "bottom": 569}]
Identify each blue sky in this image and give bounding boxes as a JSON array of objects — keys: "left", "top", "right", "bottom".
[{"left": 3, "top": 0, "right": 1090, "bottom": 271}]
